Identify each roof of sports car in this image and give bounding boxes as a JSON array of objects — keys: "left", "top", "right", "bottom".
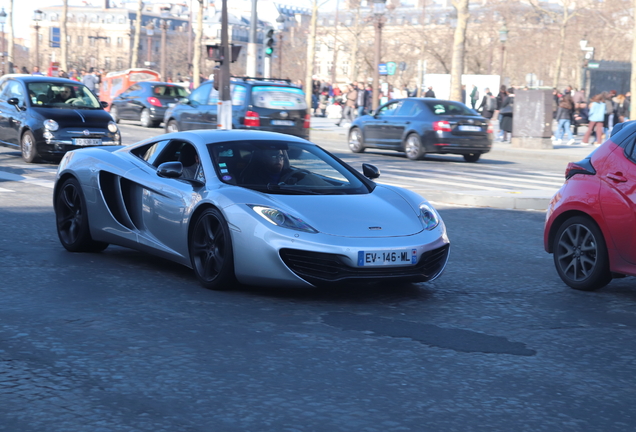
[{"left": 156, "top": 129, "right": 314, "bottom": 145}]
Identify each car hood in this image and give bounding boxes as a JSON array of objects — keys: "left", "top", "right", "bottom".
[
  {"left": 32, "top": 107, "right": 112, "bottom": 128},
  {"left": 267, "top": 186, "right": 423, "bottom": 237}
]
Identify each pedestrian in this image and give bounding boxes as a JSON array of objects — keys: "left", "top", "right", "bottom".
[
  {"left": 469, "top": 84, "right": 479, "bottom": 109},
  {"left": 82, "top": 68, "right": 98, "bottom": 94},
  {"left": 603, "top": 91, "right": 616, "bottom": 135},
  {"left": 572, "top": 87, "right": 586, "bottom": 109},
  {"left": 554, "top": 88, "right": 575, "bottom": 145},
  {"left": 424, "top": 86, "right": 435, "bottom": 98},
  {"left": 477, "top": 88, "right": 496, "bottom": 120},
  {"left": 572, "top": 101, "right": 589, "bottom": 136},
  {"left": 461, "top": 84, "right": 467, "bottom": 105},
  {"left": 499, "top": 88, "right": 515, "bottom": 143},
  {"left": 336, "top": 84, "right": 357, "bottom": 127},
  {"left": 581, "top": 94, "right": 606, "bottom": 145},
  {"left": 495, "top": 85, "right": 508, "bottom": 141},
  {"left": 31, "top": 66, "right": 43, "bottom": 76},
  {"left": 365, "top": 84, "right": 373, "bottom": 113},
  {"left": 615, "top": 94, "right": 630, "bottom": 123},
  {"left": 356, "top": 82, "right": 368, "bottom": 117}
]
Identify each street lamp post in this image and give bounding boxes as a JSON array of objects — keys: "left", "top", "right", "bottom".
[
  {"left": 372, "top": 0, "right": 386, "bottom": 112},
  {"left": 33, "top": 9, "right": 43, "bottom": 71},
  {"left": 579, "top": 39, "right": 594, "bottom": 95},
  {"left": 276, "top": 15, "right": 285, "bottom": 77},
  {"left": 0, "top": 9, "right": 7, "bottom": 76},
  {"left": 146, "top": 23, "right": 154, "bottom": 67},
  {"left": 498, "top": 24, "right": 508, "bottom": 81},
  {"left": 160, "top": 19, "right": 169, "bottom": 79}
]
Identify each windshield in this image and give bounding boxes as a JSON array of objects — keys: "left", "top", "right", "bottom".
[
  {"left": 208, "top": 141, "right": 371, "bottom": 195},
  {"left": 27, "top": 82, "right": 102, "bottom": 109},
  {"left": 423, "top": 100, "right": 477, "bottom": 116},
  {"left": 251, "top": 86, "right": 307, "bottom": 110}
]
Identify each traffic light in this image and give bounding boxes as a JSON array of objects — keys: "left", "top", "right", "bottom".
[{"left": 265, "top": 29, "right": 275, "bottom": 57}]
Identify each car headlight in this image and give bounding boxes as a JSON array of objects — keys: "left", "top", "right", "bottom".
[
  {"left": 108, "top": 121, "right": 119, "bottom": 133},
  {"left": 44, "top": 119, "right": 59, "bottom": 131},
  {"left": 248, "top": 205, "right": 318, "bottom": 233},
  {"left": 419, "top": 202, "right": 440, "bottom": 230}
]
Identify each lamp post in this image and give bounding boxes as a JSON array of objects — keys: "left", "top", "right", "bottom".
[
  {"left": 0, "top": 9, "right": 6, "bottom": 76},
  {"left": 579, "top": 39, "right": 594, "bottom": 95},
  {"left": 372, "top": 0, "right": 386, "bottom": 112},
  {"left": 145, "top": 23, "right": 154, "bottom": 67},
  {"left": 33, "top": 9, "right": 43, "bottom": 71},
  {"left": 160, "top": 19, "right": 169, "bottom": 79},
  {"left": 498, "top": 24, "right": 508, "bottom": 81},
  {"left": 276, "top": 14, "right": 285, "bottom": 77}
]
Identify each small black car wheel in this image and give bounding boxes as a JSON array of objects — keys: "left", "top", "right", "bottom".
[
  {"left": 110, "top": 106, "right": 120, "bottom": 123},
  {"left": 189, "top": 208, "right": 236, "bottom": 290},
  {"left": 463, "top": 153, "right": 481, "bottom": 163},
  {"left": 20, "top": 131, "right": 40, "bottom": 163},
  {"left": 167, "top": 120, "right": 179, "bottom": 133},
  {"left": 348, "top": 128, "right": 365, "bottom": 153},
  {"left": 55, "top": 177, "right": 109, "bottom": 253},
  {"left": 140, "top": 109, "right": 153, "bottom": 128},
  {"left": 404, "top": 133, "right": 425, "bottom": 160},
  {"left": 553, "top": 216, "right": 611, "bottom": 291}
]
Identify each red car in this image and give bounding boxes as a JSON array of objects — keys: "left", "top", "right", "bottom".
[{"left": 544, "top": 121, "right": 636, "bottom": 291}]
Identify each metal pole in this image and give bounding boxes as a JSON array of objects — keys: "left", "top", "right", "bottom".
[
  {"left": 372, "top": 17, "right": 382, "bottom": 111},
  {"left": 147, "top": 34, "right": 151, "bottom": 64},
  {"left": 35, "top": 23, "right": 40, "bottom": 69},
  {"left": 187, "top": 0, "right": 193, "bottom": 71},
  {"left": 1, "top": 24, "right": 4, "bottom": 75},
  {"left": 499, "top": 42, "right": 505, "bottom": 80},
  {"left": 247, "top": 0, "right": 258, "bottom": 77},
  {"left": 160, "top": 22, "right": 167, "bottom": 78},
  {"left": 218, "top": 0, "right": 232, "bottom": 129},
  {"left": 278, "top": 32, "right": 282, "bottom": 77},
  {"left": 330, "top": 0, "right": 340, "bottom": 85}
]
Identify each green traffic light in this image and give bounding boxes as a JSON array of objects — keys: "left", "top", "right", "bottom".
[{"left": 265, "top": 47, "right": 273, "bottom": 56}]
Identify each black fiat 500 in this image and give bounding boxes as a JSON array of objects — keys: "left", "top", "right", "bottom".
[{"left": 0, "top": 75, "right": 121, "bottom": 163}]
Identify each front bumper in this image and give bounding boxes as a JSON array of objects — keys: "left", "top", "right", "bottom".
[{"left": 38, "top": 128, "right": 121, "bottom": 157}]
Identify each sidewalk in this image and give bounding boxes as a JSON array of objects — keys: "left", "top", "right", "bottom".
[{"left": 309, "top": 116, "right": 597, "bottom": 210}]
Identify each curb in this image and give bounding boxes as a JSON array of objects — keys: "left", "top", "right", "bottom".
[{"left": 423, "top": 189, "right": 552, "bottom": 211}]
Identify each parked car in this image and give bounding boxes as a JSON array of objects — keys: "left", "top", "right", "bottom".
[
  {"left": 53, "top": 130, "right": 449, "bottom": 290},
  {"left": 544, "top": 120, "right": 636, "bottom": 291},
  {"left": 0, "top": 75, "right": 121, "bottom": 163},
  {"left": 163, "top": 78, "right": 310, "bottom": 139},
  {"left": 348, "top": 98, "right": 493, "bottom": 162},
  {"left": 109, "top": 81, "right": 189, "bottom": 128}
]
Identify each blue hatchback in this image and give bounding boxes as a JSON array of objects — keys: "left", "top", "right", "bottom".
[{"left": 348, "top": 98, "right": 492, "bottom": 162}]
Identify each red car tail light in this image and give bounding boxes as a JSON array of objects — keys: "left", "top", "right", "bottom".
[
  {"left": 304, "top": 114, "right": 311, "bottom": 129},
  {"left": 565, "top": 159, "right": 596, "bottom": 180},
  {"left": 245, "top": 110, "right": 260, "bottom": 127},
  {"left": 147, "top": 97, "right": 162, "bottom": 107},
  {"left": 433, "top": 120, "right": 452, "bottom": 132},
  {"left": 487, "top": 122, "right": 494, "bottom": 134}
]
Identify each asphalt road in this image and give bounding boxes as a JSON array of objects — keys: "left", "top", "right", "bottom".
[{"left": 1, "top": 125, "right": 635, "bottom": 431}]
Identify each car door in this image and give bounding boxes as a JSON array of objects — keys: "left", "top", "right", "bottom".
[
  {"left": 0, "top": 80, "right": 13, "bottom": 145},
  {"left": 0, "top": 81, "right": 28, "bottom": 145},
  {"left": 119, "top": 84, "right": 142, "bottom": 119},
  {"left": 179, "top": 83, "right": 212, "bottom": 130},
  {"left": 598, "top": 137, "right": 636, "bottom": 264},
  {"left": 367, "top": 100, "right": 401, "bottom": 147}
]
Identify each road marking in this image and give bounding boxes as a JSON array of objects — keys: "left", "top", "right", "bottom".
[
  {"left": 0, "top": 170, "right": 55, "bottom": 189},
  {"left": 0, "top": 186, "right": 15, "bottom": 192}
]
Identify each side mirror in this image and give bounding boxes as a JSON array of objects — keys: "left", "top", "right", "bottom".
[
  {"left": 157, "top": 161, "right": 183, "bottom": 178},
  {"left": 362, "top": 163, "right": 380, "bottom": 179},
  {"left": 100, "top": 101, "right": 109, "bottom": 108},
  {"left": 181, "top": 98, "right": 191, "bottom": 105},
  {"left": 8, "top": 97, "right": 19, "bottom": 106}
]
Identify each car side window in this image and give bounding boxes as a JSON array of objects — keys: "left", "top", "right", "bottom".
[
  {"left": 153, "top": 141, "right": 205, "bottom": 182},
  {"left": 625, "top": 137, "right": 636, "bottom": 163},
  {"left": 130, "top": 139, "right": 171, "bottom": 166},
  {"left": 190, "top": 84, "right": 211, "bottom": 105},
  {"left": 0, "top": 81, "right": 8, "bottom": 101},
  {"left": 396, "top": 100, "right": 423, "bottom": 117},
  {"left": 5, "top": 81, "right": 25, "bottom": 103},
  {"left": 377, "top": 101, "right": 401, "bottom": 117}
]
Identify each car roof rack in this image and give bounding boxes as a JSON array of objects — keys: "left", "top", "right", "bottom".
[{"left": 231, "top": 76, "right": 292, "bottom": 84}]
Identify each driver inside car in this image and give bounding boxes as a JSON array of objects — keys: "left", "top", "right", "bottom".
[
  {"left": 241, "top": 148, "right": 329, "bottom": 187},
  {"left": 51, "top": 86, "right": 76, "bottom": 103}
]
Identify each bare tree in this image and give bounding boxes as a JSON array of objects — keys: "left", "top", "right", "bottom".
[
  {"left": 7, "top": 0, "right": 14, "bottom": 72},
  {"left": 60, "top": 0, "right": 68, "bottom": 71},
  {"left": 449, "top": 0, "right": 469, "bottom": 102},
  {"left": 193, "top": 0, "right": 204, "bottom": 87},
  {"left": 305, "top": 0, "right": 321, "bottom": 111},
  {"left": 130, "top": 0, "right": 143, "bottom": 69}
]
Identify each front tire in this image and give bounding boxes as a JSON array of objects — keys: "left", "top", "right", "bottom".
[
  {"left": 166, "top": 119, "right": 179, "bottom": 133},
  {"left": 140, "top": 108, "right": 153, "bottom": 128},
  {"left": 21, "top": 131, "right": 40, "bottom": 163},
  {"left": 55, "top": 177, "right": 109, "bottom": 253},
  {"left": 189, "top": 208, "right": 236, "bottom": 290},
  {"left": 404, "top": 133, "right": 426, "bottom": 160},
  {"left": 348, "top": 127, "right": 365, "bottom": 153},
  {"left": 110, "top": 106, "right": 120, "bottom": 123},
  {"left": 553, "top": 216, "right": 611, "bottom": 291},
  {"left": 463, "top": 153, "right": 481, "bottom": 163}
]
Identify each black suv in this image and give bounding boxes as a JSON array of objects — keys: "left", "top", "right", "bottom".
[{"left": 163, "top": 77, "right": 309, "bottom": 139}]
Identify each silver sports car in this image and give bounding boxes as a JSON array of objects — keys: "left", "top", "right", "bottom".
[{"left": 54, "top": 130, "right": 450, "bottom": 289}]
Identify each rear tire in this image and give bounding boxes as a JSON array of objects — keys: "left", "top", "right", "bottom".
[
  {"left": 55, "top": 177, "right": 109, "bottom": 253},
  {"left": 463, "top": 153, "right": 481, "bottom": 163},
  {"left": 20, "top": 131, "right": 40, "bottom": 163},
  {"left": 553, "top": 216, "right": 611, "bottom": 291},
  {"left": 348, "top": 128, "right": 365, "bottom": 153},
  {"left": 189, "top": 208, "right": 236, "bottom": 290},
  {"left": 166, "top": 119, "right": 179, "bottom": 133},
  {"left": 404, "top": 133, "right": 426, "bottom": 160},
  {"left": 110, "top": 106, "right": 120, "bottom": 123},
  {"left": 140, "top": 108, "right": 153, "bottom": 128}
]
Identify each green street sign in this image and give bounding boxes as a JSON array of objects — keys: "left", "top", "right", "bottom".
[{"left": 386, "top": 61, "right": 396, "bottom": 75}]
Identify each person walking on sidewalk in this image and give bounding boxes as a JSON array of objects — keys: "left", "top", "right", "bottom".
[
  {"left": 477, "top": 88, "right": 496, "bottom": 120},
  {"left": 555, "top": 88, "right": 575, "bottom": 145},
  {"left": 336, "top": 84, "right": 358, "bottom": 127},
  {"left": 499, "top": 88, "right": 515, "bottom": 143},
  {"left": 582, "top": 94, "right": 606, "bottom": 145},
  {"left": 470, "top": 84, "right": 479, "bottom": 109},
  {"left": 495, "top": 85, "right": 508, "bottom": 141}
]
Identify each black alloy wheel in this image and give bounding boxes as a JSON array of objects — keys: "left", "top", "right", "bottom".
[
  {"left": 110, "top": 106, "right": 120, "bottom": 123},
  {"left": 55, "top": 177, "right": 109, "bottom": 252},
  {"left": 553, "top": 216, "right": 611, "bottom": 291},
  {"left": 404, "top": 133, "right": 426, "bottom": 160},
  {"left": 348, "top": 128, "right": 365, "bottom": 153},
  {"left": 189, "top": 208, "right": 236, "bottom": 290},
  {"left": 21, "top": 131, "right": 40, "bottom": 163},
  {"left": 463, "top": 153, "right": 481, "bottom": 163}
]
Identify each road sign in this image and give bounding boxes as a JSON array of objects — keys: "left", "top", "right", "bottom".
[
  {"left": 50, "top": 27, "right": 60, "bottom": 48},
  {"left": 378, "top": 63, "right": 388, "bottom": 75},
  {"left": 386, "top": 61, "right": 396, "bottom": 75}
]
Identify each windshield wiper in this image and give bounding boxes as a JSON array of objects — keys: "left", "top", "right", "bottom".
[{"left": 266, "top": 183, "right": 322, "bottom": 195}]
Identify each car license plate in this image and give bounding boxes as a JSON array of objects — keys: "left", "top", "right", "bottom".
[
  {"left": 458, "top": 125, "right": 482, "bottom": 132},
  {"left": 73, "top": 138, "right": 102, "bottom": 146},
  {"left": 271, "top": 120, "right": 294, "bottom": 126},
  {"left": 358, "top": 249, "right": 417, "bottom": 266},
  {"left": 168, "top": 103, "right": 175, "bottom": 107}
]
